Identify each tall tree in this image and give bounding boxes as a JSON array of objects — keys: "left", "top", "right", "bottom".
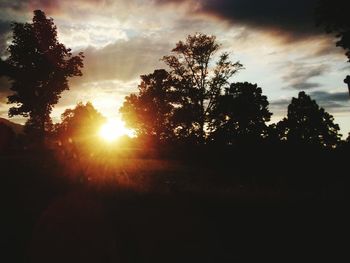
[
  {"left": 162, "top": 33, "right": 243, "bottom": 143},
  {"left": 5, "top": 10, "right": 84, "bottom": 139},
  {"left": 120, "top": 69, "right": 175, "bottom": 142},
  {"left": 277, "top": 91, "right": 341, "bottom": 148},
  {"left": 209, "top": 82, "right": 272, "bottom": 144},
  {"left": 316, "top": 0, "right": 350, "bottom": 95}
]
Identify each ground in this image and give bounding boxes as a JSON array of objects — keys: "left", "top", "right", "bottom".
[{"left": 0, "top": 146, "right": 347, "bottom": 262}]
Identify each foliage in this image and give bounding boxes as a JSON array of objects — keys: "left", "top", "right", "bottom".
[
  {"left": 316, "top": 0, "right": 350, "bottom": 94},
  {"left": 120, "top": 69, "right": 175, "bottom": 141},
  {"left": 5, "top": 10, "right": 84, "bottom": 139},
  {"left": 0, "top": 123, "right": 15, "bottom": 152},
  {"left": 276, "top": 91, "right": 341, "bottom": 148},
  {"left": 316, "top": 0, "right": 350, "bottom": 62},
  {"left": 162, "top": 33, "right": 243, "bottom": 143},
  {"left": 54, "top": 102, "right": 105, "bottom": 145},
  {"left": 209, "top": 82, "right": 272, "bottom": 144}
]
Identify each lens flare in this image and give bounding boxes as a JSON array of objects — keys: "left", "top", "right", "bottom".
[{"left": 99, "top": 119, "right": 135, "bottom": 142}]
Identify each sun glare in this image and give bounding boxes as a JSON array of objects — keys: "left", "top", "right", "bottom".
[{"left": 99, "top": 119, "right": 135, "bottom": 142}]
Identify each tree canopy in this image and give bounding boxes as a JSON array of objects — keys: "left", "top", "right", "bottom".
[
  {"left": 54, "top": 102, "right": 105, "bottom": 146},
  {"left": 120, "top": 69, "right": 175, "bottom": 142},
  {"left": 5, "top": 10, "right": 84, "bottom": 139},
  {"left": 276, "top": 91, "right": 341, "bottom": 148},
  {"left": 162, "top": 33, "right": 243, "bottom": 143},
  {"left": 316, "top": 0, "right": 350, "bottom": 95},
  {"left": 121, "top": 33, "right": 243, "bottom": 144},
  {"left": 209, "top": 82, "right": 272, "bottom": 145}
]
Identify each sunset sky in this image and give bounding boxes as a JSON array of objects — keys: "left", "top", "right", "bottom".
[{"left": 1, "top": 0, "right": 349, "bottom": 136}]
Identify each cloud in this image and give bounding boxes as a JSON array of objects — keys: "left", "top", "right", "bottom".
[
  {"left": 282, "top": 62, "right": 329, "bottom": 90},
  {"left": 291, "top": 82, "right": 322, "bottom": 90},
  {"left": 310, "top": 90, "right": 349, "bottom": 102},
  {"left": 78, "top": 35, "right": 171, "bottom": 83},
  {"left": 0, "top": 0, "right": 102, "bottom": 14},
  {"left": 155, "top": 0, "right": 321, "bottom": 41},
  {"left": 0, "top": 20, "right": 11, "bottom": 55},
  {"left": 271, "top": 90, "right": 349, "bottom": 117},
  {"left": 299, "top": 37, "right": 345, "bottom": 60},
  {"left": 308, "top": 90, "right": 350, "bottom": 113}
]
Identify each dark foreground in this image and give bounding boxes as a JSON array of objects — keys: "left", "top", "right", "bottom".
[{"left": 1, "top": 146, "right": 347, "bottom": 262}]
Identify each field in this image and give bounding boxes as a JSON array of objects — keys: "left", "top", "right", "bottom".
[{"left": 1, "top": 146, "right": 347, "bottom": 262}]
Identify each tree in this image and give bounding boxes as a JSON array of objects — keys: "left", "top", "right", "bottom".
[
  {"left": 53, "top": 102, "right": 106, "bottom": 153},
  {"left": 5, "top": 10, "right": 84, "bottom": 139},
  {"left": 346, "top": 133, "right": 350, "bottom": 143},
  {"left": 54, "top": 102, "right": 105, "bottom": 146},
  {"left": 162, "top": 33, "right": 243, "bottom": 143},
  {"left": 208, "top": 82, "right": 272, "bottom": 144},
  {"left": 276, "top": 91, "right": 341, "bottom": 148},
  {"left": 0, "top": 123, "right": 15, "bottom": 152},
  {"left": 120, "top": 69, "right": 175, "bottom": 142},
  {"left": 316, "top": 0, "right": 350, "bottom": 95},
  {"left": 0, "top": 58, "right": 15, "bottom": 78}
]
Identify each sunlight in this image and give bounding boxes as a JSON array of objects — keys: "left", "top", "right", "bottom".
[{"left": 99, "top": 118, "right": 136, "bottom": 142}]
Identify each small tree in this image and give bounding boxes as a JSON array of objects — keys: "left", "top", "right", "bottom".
[
  {"left": 162, "top": 33, "right": 243, "bottom": 143},
  {"left": 120, "top": 69, "right": 175, "bottom": 142},
  {"left": 277, "top": 91, "right": 341, "bottom": 148},
  {"left": 55, "top": 102, "right": 105, "bottom": 143},
  {"left": 6, "top": 10, "right": 84, "bottom": 139},
  {"left": 209, "top": 82, "right": 272, "bottom": 144}
]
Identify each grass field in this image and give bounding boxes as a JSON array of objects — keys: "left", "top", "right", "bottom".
[{"left": 1, "top": 146, "right": 347, "bottom": 262}]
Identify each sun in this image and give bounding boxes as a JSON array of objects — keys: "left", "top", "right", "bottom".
[{"left": 99, "top": 118, "right": 135, "bottom": 142}]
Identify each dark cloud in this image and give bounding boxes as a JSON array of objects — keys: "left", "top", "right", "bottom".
[
  {"left": 0, "top": 20, "right": 11, "bottom": 35},
  {"left": 310, "top": 90, "right": 350, "bottom": 112},
  {"left": 0, "top": 20, "right": 11, "bottom": 55},
  {"left": 0, "top": 0, "right": 97, "bottom": 13},
  {"left": 292, "top": 82, "right": 321, "bottom": 90},
  {"left": 271, "top": 90, "right": 349, "bottom": 116},
  {"left": 282, "top": 63, "right": 329, "bottom": 90},
  {"left": 310, "top": 90, "right": 349, "bottom": 102},
  {"left": 156, "top": 0, "right": 321, "bottom": 41}
]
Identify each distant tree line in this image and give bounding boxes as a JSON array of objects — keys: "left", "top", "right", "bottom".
[
  {"left": 1, "top": 9, "right": 349, "bottom": 151},
  {"left": 120, "top": 33, "right": 343, "bottom": 148}
]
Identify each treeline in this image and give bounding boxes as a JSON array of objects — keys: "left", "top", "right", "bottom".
[
  {"left": 119, "top": 34, "right": 345, "bottom": 149},
  {"left": 0, "top": 10, "right": 350, "bottom": 153}
]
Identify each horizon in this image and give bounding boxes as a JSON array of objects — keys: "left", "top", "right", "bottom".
[{"left": 0, "top": 0, "right": 349, "bottom": 137}]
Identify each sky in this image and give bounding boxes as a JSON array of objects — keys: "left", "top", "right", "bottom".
[{"left": 0, "top": 0, "right": 349, "bottom": 136}]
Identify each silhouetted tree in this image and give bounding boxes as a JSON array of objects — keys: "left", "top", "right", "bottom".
[
  {"left": 162, "top": 33, "right": 243, "bottom": 143},
  {"left": 344, "top": 133, "right": 350, "bottom": 145},
  {"left": 208, "top": 82, "right": 272, "bottom": 144},
  {"left": 120, "top": 69, "right": 175, "bottom": 142},
  {"left": 266, "top": 123, "right": 283, "bottom": 144},
  {"left": 0, "top": 58, "right": 15, "bottom": 77},
  {"left": 5, "top": 10, "right": 84, "bottom": 140},
  {"left": 0, "top": 123, "right": 15, "bottom": 152},
  {"left": 316, "top": 0, "right": 350, "bottom": 95},
  {"left": 54, "top": 102, "right": 105, "bottom": 146},
  {"left": 277, "top": 91, "right": 341, "bottom": 148}
]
